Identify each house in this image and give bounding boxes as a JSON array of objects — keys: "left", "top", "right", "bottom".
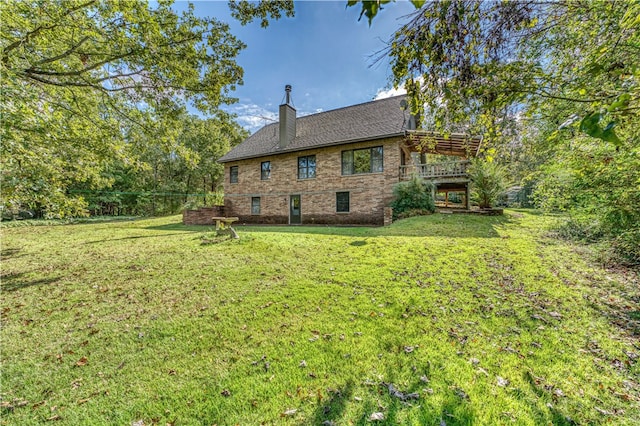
[{"left": 218, "top": 86, "right": 481, "bottom": 225}]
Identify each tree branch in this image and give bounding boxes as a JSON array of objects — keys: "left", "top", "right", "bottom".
[
  {"left": 1, "top": 0, "right": 96, "bottom": 62},
  {"left": 34, "top": 35, "right": 91, "bottom": 66}
]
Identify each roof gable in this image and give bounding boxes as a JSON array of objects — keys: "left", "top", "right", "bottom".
[{"left": 219, "top": 95, "right": 408, "bottom": 163}]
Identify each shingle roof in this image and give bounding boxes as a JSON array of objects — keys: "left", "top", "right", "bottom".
[{"left": 219, "top": 95, "right": 408, "bottom": 163}]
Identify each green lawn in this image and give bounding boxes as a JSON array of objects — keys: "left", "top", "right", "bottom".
[{"left": 1, "top": 211, "right": 638, "bottom": 425}]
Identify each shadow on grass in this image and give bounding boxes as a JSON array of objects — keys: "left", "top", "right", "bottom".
[
  {"left": 144, "top": 223, "right": 213, "bottom": 232},
  {"left": 134, "top": 211, "right": 524, "bottom": 240},
  {"left": 304, "top": 380, "right": 354, "bottom": 426},
  {"left": 433, "top": 396, "right": 476, "bottom": 426},
  {"left": 523, "top": 371, "right": 578, "bottom": 425},
  {"left": 237, "top": 213, "right": 516, "bottom": 239},
  {"left": 0, "top": 272, "right": 60, "bottom": 292},
  {"left": 1, "top": 247, "right": 22, "bottom": 259},
  {"left": 84, "top": 232, "right": 189, "bottom": 244}
]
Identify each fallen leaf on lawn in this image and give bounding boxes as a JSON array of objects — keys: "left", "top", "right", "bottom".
[
  {"left": 77, "top": 398, "right": 90, "bottom": 405},
  {"left": 477, "top": 368, "right": 489, "bottom": 377},
  {"left": 32, "top": 400, "right": 46, "bottom": 409},
  {"left": 76, "top": 357, "right": 88, "bottom": 367},
  {"left": 281, "top": 408, "right": 297, "bottom": 417},
  {"left": 131, "top": 420, "right": 145, "bottom": 426},
  {"left": 548, "top": 311, "right": 562, "bottom": 319},
  {"left": 385, "top": 383, "right": 419, "bottom": 401},
  {"left": 221, "top": 389, "right": 231, "bottom": 397},
  {"left": 454, "top": 387, "right": 469, "bottom": 400},
  {"left": 168, "top": 369, "right": 176, "bottom": 375},
  {"left": 595, "top": 407, "right": 614, "bottom": 416},
  {"left": 531, "top": 314, "right": 548, "bottom": 323},
  {"left": 469, "top": 357, "right": 480, "bottom": 365},
  {"left": 404, "top": 346, "right": 415, "bottom": 353},
  {"left": 46, "top": 414, "right": 61, "bottom": 421},
  {"left": 299, "top": 360, "right": 307, "bottom": 368},
  {"left": 369, "top": 412, "right": 385, "bottom": 421},
  {"left": 496, "top": 376, "right": 509, "bottom": 387},
  {"left": 420, "top": 375, "right": 429, "bottom": 383}
]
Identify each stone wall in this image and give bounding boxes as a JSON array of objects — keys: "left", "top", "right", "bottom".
[
  {"left": 182, "top": 206, "right": 225, "bottom": 225},
  {"left": 222, "top": 137, "right": 402, "bottom": 225}
]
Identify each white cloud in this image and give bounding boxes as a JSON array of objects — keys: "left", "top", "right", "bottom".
[
  {"left": 374, "top": 85, "right": 406, "bottom": 100},
  {"left": 228, "top": 102, "right": 278, "bottom": 133}
]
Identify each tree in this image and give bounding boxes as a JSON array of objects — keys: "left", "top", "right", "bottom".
[
  {"left": 467, "top": 159, "right": 509, "bottom": 209},
  {"left": 0, "top": 0, "right": 287, "bottom": 218},
  {"left": 354, "top": 0, "right": 638, "bottom": 146}
]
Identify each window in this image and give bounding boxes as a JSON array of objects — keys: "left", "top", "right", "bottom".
[
  {"left": 336, "top": 192, "right": 350, "bottom": 213},
  {"left": 230, "top": 166, "right": 238, "bottom": 183},
  {"left": 261, "top": 161, "right": 271, "bottom": 180},
  {"left": 251, "top": 197, "right": 261, "bottom": 215},
  {"left": 342, "top": 146, "right": 383, "bottom": 175},
  {"left": 298, "top": 155, "right": 316, "bottom": 179}
]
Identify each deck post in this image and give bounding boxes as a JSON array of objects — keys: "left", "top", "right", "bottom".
[{"left": 465, "top": 183, "right": 470, "bottom": 210}]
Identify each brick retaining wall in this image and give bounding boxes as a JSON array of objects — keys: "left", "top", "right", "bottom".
[{"left": 183, "top": 206, "right": 225, "bottom": 225}]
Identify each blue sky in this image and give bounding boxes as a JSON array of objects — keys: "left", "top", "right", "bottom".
[{"left": 177, "top": 0, "right": 416, "bottom": 132}]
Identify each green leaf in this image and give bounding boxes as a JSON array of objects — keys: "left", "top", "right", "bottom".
[
  {"left": 579, "top": 113, "right": 622, "bottom": 146},
  {"left": 410, "top": 0, "right": 426, "bottom": 8},
  {"left": 607, "top": 93, "right": 632, "bottom": 112},
  {"left": 579, "top": 112, "right": 602, "bottom": 135}
]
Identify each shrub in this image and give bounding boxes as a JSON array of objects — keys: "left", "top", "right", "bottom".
[
  {"left": 390, "top": 175, "right": 435, "bottom": 219},
  {"left": 610, "top": 228, "right": 640, "bottom": 267},
  {"left": 468, "top": 159, "right": 510, "bottom": 209}
]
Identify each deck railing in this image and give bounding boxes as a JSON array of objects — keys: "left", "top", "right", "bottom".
[{"left": 399, "top": 160, "right": 471, "bottom": 180}]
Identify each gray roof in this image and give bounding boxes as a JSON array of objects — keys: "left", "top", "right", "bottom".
[{"left": 219, "top": 95, "right": 408, "bottom": 163}]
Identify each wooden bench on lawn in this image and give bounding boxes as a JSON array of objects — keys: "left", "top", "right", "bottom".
[{"left": 212, "top": 216, "right": 239, "bottom": 239}]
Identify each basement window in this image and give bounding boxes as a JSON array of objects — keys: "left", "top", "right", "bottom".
[
  {"left": 251, "top": 197, "right": 261, "bottom": 215},
  {"left": 261, "top": 161, "right": 271, "bottom": 180},
  {"left": 336, "top": 192, "right": 350, "bottom": 213},
  {"left": 298, "top": 155, "right": 316, "bottom": 179},
  {"left": 230, "top": 166, "right": 238, "bottom": 183},
  {"left": 342, "top": 146, "right": 383, "bottom": 175}
]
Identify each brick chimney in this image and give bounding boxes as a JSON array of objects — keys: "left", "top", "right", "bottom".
[{"left": 279, "top": 85, "right": 296, "bottom": 148}]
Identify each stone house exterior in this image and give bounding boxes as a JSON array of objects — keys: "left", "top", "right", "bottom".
[{"left": 218, "top": 87, "right": 481, "bottom": 225}]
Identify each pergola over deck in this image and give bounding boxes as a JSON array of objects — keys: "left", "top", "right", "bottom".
[
  {"left": 400, "top": 130, "right": 483, "bottom": 209},
  {"left": 402, "top": 130, "right": 483, "bottom": 158}
]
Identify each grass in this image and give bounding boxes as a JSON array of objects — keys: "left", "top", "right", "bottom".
[{"left": 1, "top": 211, "right": 638, "bottom": 425}]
